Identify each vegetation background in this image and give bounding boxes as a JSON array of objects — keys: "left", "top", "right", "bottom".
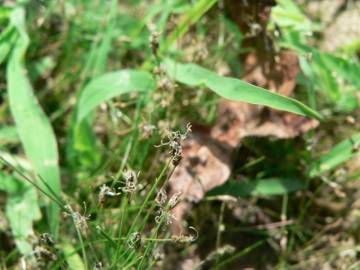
[{"left": 0, "top": 0, "right": 360, "bottom": 269}]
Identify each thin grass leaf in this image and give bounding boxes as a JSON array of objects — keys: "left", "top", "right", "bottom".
[
  {"left": 310, "top": 133, "right": 360, "bottom": 177},
  {"left": 164, "top": 59, "right": 323, "bottom": 120},
  {"left": 6, "top": 7, "right": 61, "bottom": 235},
  {"left": 207, "top": 178, "right": 306, "bottom": 197}
]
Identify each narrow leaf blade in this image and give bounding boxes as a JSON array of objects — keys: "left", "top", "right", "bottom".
[
  {"left": 164, "top": 59, "right": 322, "bottom": 120},
  {"left": 310, "top": 133, "right": 360, "bottom": 177},
  {"left": 208, "top": 178, "right": 306, "bottom": 197}
]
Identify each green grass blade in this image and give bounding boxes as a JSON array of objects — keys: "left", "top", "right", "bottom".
[
  {"left": 6, "top": 7, "right": 61, "bottom": 235},
  {"left": 207, "top": 178, "right": 306, "bottom": 197},
  {"left": 164, "top": 59, "right": 323, "bottom": 120},
  {"left": 75, "top": 70, "right": 156, "bottom": 124},
  {"left": 310, "top": 133, "right": 360, "bottom": 177}
]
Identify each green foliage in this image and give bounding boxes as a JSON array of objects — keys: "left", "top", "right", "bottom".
[
  {"left": 0, "top": 0, "right": 359, "bottom": 268},
  {"left": 0, "top": 172, "right": 41, "bottom": 254},
  {"left": 310, "top": 133, "right": 360, "bottom": 177},
  {"left": 165, "top": 59, "right": 322, "bottom": 120},
  {"left": 271, "top": 0, "right": 360, "bottom": 112},
  {"left": 61, "top": 242, "right": 86, "bottom": 270},
  {"left": 161, "top": 0, "right": 217, "bottom": 53},
  {"left": 6, "top": 7, "right": 61, "bottom": 236},
  {"left": 208, "top": 178, "right": 306, "bottom": 197},
  {"left": 76, "top": 71, "right": 156, "bottom": 124},
  {"left": 0, "top": 125, "right": 18, "bottom": 144}
]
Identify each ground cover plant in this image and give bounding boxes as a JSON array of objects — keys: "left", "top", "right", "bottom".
[{"left": 0, "top": 0, "right": 360, "bottom": 269}]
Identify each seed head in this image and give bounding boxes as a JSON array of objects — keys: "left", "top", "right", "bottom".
[
  {"left": 93, "top": 261, "right": 103, "bottom": 270},
  {"left": 150, "top": 31, "right": 160, "bottom": 56},
  {"left": 171, "top": 226, "right": 198, "bottom": 243},
  {"left": 34, "top": 246, "right": 57, "bottom": 262},
  {"left": 155, "top": 208, "right": 176, "bottom": 225},
  {"left": 64, "top": 204, "right": 90, "bottom": 235},
  {"left": 168, "top": 191, "right": 182, "bottom": 209},
  {"left": 155, "top": 188, "right": 167, "bottom": 207},
  {"left": 39, "top": 233, "right": 55, "bottom": 247},
  {"left": 98, "top": 184, "right": 119, "bottom": 206},
  {"left": 122, "top": 170, "right": 140, "bottom": 193},
  {"left": 155, "top": 123, "right": 192, "bottom": 166},
  {"left": 128, "top": 232, "right": 141, "bottom": 249}
]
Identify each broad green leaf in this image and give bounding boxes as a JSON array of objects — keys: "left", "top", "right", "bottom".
[
  {"left": 164, "top": 59, "right": 322, "bottom": 120},
  {"left": 6, "top": 7, "right": 61, "bottom": 235},
  {"left": 67, "top": 1, "right": 119, "bottom": 169},
  {"left": 76, "top": 70, "right": 156, "bottom": 124},
  {"left": 207, "top": 178, "right": 306, "bottom": 197},
  {"left": 0, "top": 125, "right": 19, "bottom": 144},
  {"left": 0, "top": 151, "right": 33, "bottom": 172},
  {"left": 62, "top": 243, "right": 86, "bottom": 270},
  {"left": 310, "top": 133, "right": 360, "bottom": 177},
  {"left": 0, "top": 172, "right": 41, "bottom": 255},
  {"left": 70, "top": 70, "right": 155, "bottom": 168}
]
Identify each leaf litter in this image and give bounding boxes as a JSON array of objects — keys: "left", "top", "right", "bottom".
[{"left": 169, "top": 50, "right": 319, "bottom": 232}]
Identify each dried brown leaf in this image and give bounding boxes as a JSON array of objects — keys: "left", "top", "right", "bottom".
[{"left": 169, "top": 47, "right": 318, "bottom": 232}]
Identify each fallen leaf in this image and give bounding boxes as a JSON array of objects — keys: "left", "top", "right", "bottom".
[{"left": 170, "top": 132, "right": 232, "bottom": 203}]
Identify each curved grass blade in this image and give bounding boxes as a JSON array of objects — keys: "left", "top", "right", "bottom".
[
  {"left": 310, "top": 133, "right": 360, "bottom": 177},
  {"left": 164, "top": 59, "right": 323, "bottom": 120},
  {"left": 207, "top": 178, "right": 306, "bottom": 197},
  {"left": 76, "top": 70, "right": 156, "bottom": 124},
  {"left": 6, "top": 7, "right": 61, "bottom": 235}
]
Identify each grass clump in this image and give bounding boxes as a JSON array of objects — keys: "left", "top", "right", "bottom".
[{"left": 1, "top": 0, "right": 360, "bottom": 269}]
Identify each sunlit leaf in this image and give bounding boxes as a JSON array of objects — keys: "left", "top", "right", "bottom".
[
  {"left": 0, "top": 172, "right": 41, "bottom": 255},
  {"left": 310, "top": 133, "right": 360, "bottom": 177},
  {"left": 76, "top": 70, "right": 155, "bottom": 124},
  {"left": 164, "top": 59, "right": 322, "bottom": 120},
  {"left": 6, "top": 7, "right": 61, "bottom": 235},
  {"left": 62, "top": 243, "right": 86, "bottom": 270},
  {"left": 0, "top": 125, "right": 18, "bottom": 144}
]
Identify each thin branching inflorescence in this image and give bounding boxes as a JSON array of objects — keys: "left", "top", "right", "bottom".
[
  {"left": 121, "top": 169, "right": 140, "bottom": 193},
  {"left": 155, "top": 123, "right": 192, "bottom": 166}
]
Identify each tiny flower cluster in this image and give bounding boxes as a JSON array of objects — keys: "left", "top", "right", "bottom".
[
  {"left": 171, "top": 226, "right": 198, "bottom": 243},
  {"left": 156, "top": 123, "right": 192, "bottom": 166},
  {"left": 64, "top": 204, "right": 90, "bottom": 235},
  {"left": 155, "top": 189, "right": 182, "bottom": 225}
]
